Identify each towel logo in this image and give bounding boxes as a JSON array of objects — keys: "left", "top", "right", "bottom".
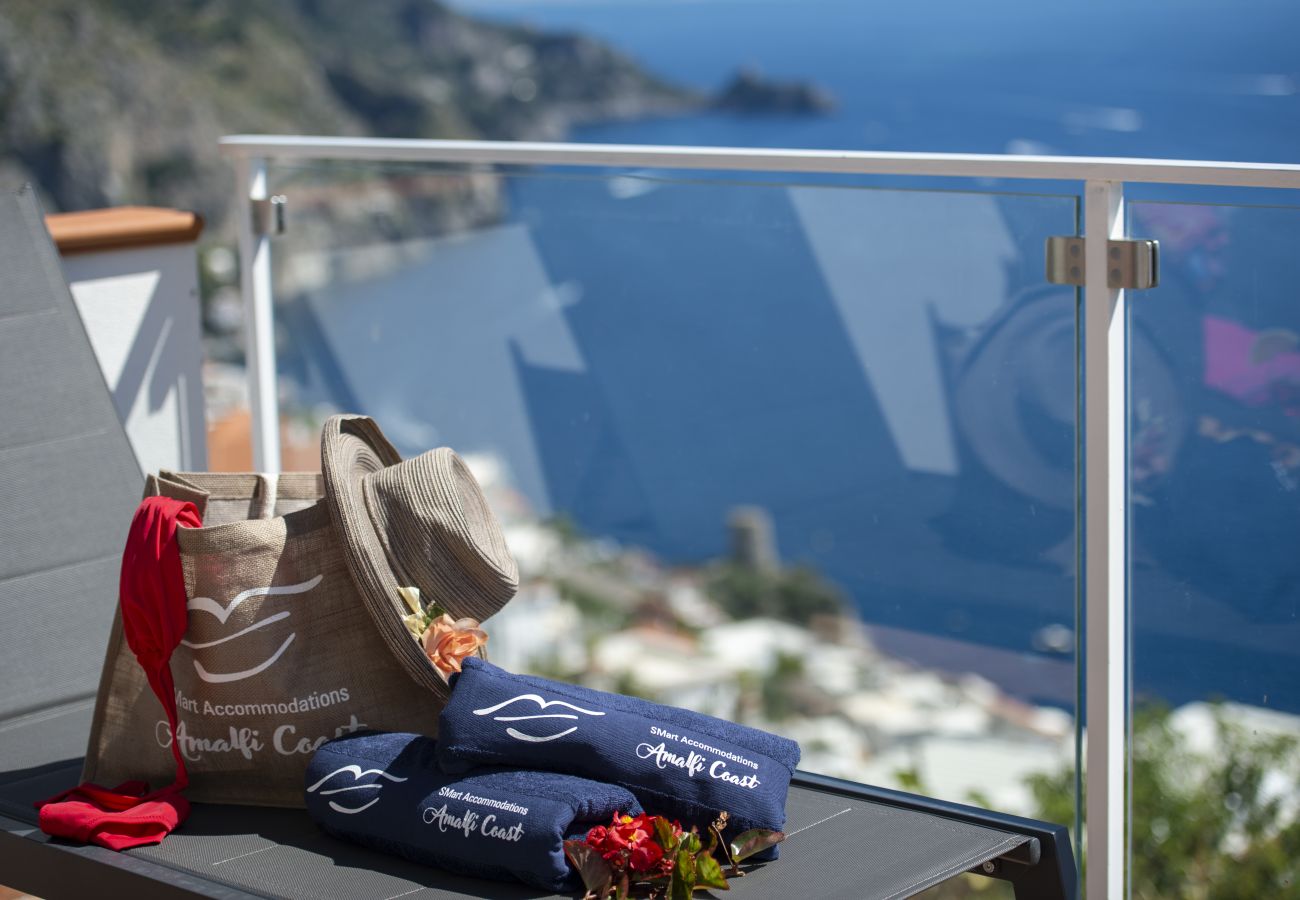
[
  {"left": 307, "top": 764, "right": 408, "bottom": 815},
  {"left": 473, "top": 693, "right": 605, "bottom": 743},
  {"left": 423, "top": 804, "right": 525, "bottom": 843},
  {"left": 635, "top": 742, "right": 763, "bottom": 790},
  {"left": 182, "top": 575, "right": 323, "bottom": 683}
]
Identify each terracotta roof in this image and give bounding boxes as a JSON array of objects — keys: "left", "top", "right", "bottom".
[
  {"left": 206, "top": 409, "right": 322, "bottom": 473},
  {"left": 45, "top": 206, "right": 205, "bottom": 255}
]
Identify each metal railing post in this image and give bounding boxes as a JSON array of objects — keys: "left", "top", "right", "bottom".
[
  {"left": 234, "top": 155, "right": 282, "bottom": 472},
  {"left": 1083, "top": 179, "right": 1128, "bottom": 899}
]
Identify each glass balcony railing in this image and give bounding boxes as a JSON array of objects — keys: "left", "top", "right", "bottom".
[
  {"left": 1126, "top": 199, "right": 1300, "bottom": 897},
  {"left": 218, "top": 136, "right": 1300, "bottom": 899},
  {"left": 266, "top": 158, "right": 1082, "bottom": 816}
]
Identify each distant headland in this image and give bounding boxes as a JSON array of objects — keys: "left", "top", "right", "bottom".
[{"left": 712, "top": 68, "right": 837, "bottom": 115}]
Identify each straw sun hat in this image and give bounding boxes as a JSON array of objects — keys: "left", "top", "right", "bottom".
[{"left": 321, "top": 415, "right": 519, "bottom": 697}]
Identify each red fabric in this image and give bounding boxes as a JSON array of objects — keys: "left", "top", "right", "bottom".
[
  {"left": 37, "top": 782, "right": 190, "bottom": 851},
  {"left": 37, "top": 496, "right": 201, "bottom": 849},
  {"left": 117, "top": 495, "right": 202, "bottom": 792}
]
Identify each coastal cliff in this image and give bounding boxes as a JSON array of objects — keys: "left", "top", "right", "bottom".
[{"left": 0, "top": 0, "right": 695, "bottom": 227}]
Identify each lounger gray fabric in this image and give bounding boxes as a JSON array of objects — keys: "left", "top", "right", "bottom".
[{"left": 0, "top": 185, "right": 144, "bottom": 763}]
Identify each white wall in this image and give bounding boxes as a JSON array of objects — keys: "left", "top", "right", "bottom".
[{"left": 63, "top": 243, "right": 208, "bottom": 475}]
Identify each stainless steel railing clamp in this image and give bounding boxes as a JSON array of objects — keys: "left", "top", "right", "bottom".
[
  {"left": 251, "top": 195, "right": 288, "bottom": 237},
  {"left": 1045, "top": 236, "right": 1159, "bottom": 289}
]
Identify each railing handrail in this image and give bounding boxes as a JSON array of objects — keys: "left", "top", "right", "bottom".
[{"left": 219, "top": 135, "right": 1300, "bottom": 189}]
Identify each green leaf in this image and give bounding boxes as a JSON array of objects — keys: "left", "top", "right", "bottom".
[
  {"left": 729, "top": 829, "right": 786, "bottom": 863},
  {"left": 669, "top": 849, "right": 696, "bottom": 900},
  {"left": 695, "top": 853, "right": 730, "bottom": 890},
  {"left": 682, "top": 830, "right": 702, "bottom": 855},
  {"left": 654, "top": 816, "right": 680, "bottom": 854},
  {"left": 564, "top": 840, "right": 614, "bottom": 897}
]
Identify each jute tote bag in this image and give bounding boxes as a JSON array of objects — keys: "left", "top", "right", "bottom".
[{"left": 83, "top": 417, "right": 519, "bottom": 807}]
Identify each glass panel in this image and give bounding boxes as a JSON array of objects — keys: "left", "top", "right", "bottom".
[
  {"left": 1128, "top": 200, "right": 1300, "bottom": 897},
  {"left": 268, "top": 161, "right": 1080, "bottom": 845}
]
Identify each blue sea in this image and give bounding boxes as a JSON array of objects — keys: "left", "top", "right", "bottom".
[
  {"left": 461, "top": 0, "right": 1300, "bottom": 164},
  {"left": 304, "top": 1, "right": 1300, "bottom": 715}
]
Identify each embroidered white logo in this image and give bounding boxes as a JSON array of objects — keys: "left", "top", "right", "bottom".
[
  {"left": 306, "top": 764, "right": 407, "bottom": 815},
  {"left": 473, "top": 693, "right": 605, "bottom": 743},
  {"left": 182, "top": 575, "right": 322, "bottom": 683}
]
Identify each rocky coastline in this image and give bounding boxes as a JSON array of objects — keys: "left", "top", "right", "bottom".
[
  {"left": 0, "top": 0, "right": 697, "bottom": 229},
  {"left": 1, "top": 2, "right": 835, "bottom": 242}
]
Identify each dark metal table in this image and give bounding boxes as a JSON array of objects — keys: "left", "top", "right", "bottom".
[{"left": 0, "top": 705, "right": 1075, "bottom": 900}]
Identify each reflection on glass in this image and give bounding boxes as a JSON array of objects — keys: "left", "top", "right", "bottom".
[
  {"left": 1128, "top": 200, "right": 1300, "bottom": 897},
  {"left": 268, "top": 163, "right": 1081, "bottom": 840}
]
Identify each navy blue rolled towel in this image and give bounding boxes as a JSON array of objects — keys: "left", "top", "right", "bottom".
[
  {"left": 437, "top": 658, "right": 800, "bottom": 857},
  {"left": 305, "top": 730, "right": 642, "bottom": 892}
]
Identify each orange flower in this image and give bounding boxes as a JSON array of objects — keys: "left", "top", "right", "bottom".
[{"left": 421, "top": 614, "right": 487, "bottom": 681}]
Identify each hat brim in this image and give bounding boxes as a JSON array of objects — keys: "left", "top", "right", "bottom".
[{"left": 321, "top": 415, "right": 450, "bottom": 698}]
